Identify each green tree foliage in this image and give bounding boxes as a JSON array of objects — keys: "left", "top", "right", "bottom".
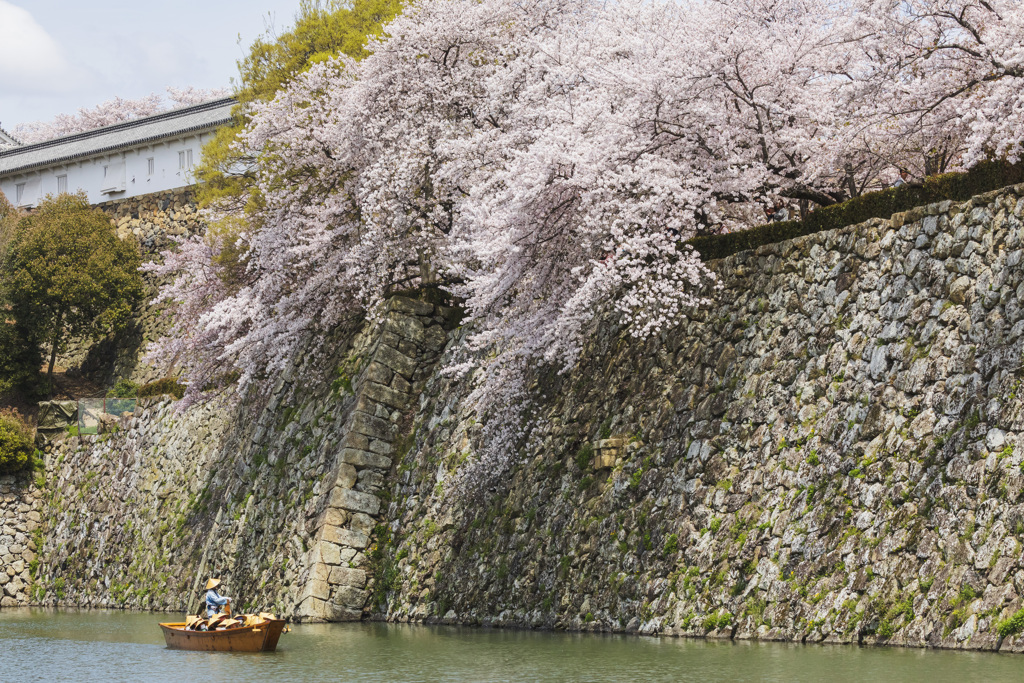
[
  {"left": 1, "top": 193, "right": 144, "bottom": 388},
  {"left": 197, "top": 0, "right": 404, "bottom": 212},
  {"left": 0, "top": 409, "right": 34, "bottom": 475},
  {"left": 0, "top": 190, "right": 16, "bottom": 251},
  {"left": 106, "top": 378, "right": 139, "bottom": 398},
  {"left": 0, "top": 192, "right": 40, "bottom": 395}
]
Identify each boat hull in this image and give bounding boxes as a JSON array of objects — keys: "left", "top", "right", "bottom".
[{"left": 159, "top": 619, "right": 287, "bottom": 652}]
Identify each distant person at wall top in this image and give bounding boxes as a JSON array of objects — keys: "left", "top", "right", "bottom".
[
  {"left": 766, "top": 199, "right": 789, "bottom": 223},
  {"left": 204, "top": 578, "right": 231, "bottom": 618},
  {"left": 894, "top": 169, "right": 911, "bottom": 187}
]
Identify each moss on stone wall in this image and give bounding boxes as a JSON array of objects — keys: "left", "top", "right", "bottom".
[{"left": 379, "top": 184, "right": 1024, "bottom": 653}]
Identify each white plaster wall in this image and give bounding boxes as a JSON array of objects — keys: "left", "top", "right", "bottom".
[{"left": 0, "top": 132, "right": 212, "bottom": 207}]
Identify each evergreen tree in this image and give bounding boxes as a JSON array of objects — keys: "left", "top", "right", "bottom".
[{"left": 1, "top": 193, "right": 143, "bottom": 390}]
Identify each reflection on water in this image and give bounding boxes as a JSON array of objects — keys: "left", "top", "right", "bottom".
[{"left": 0, "top": 607, "right": 1020, "bottom": 682}]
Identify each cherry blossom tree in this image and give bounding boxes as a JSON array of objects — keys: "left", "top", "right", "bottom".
[
  {"left": 839, "top": 0, "right": 1024, "bottom": 178},
  {"left": 150, "top": 0, "right": 1024, "bottom": 489}
]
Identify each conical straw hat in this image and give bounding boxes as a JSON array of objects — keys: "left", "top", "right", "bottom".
[{"left": 204, "top": 578, "right": 221, "bottom": 590}]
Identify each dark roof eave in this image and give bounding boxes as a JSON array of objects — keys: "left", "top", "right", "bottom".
[{"left": 0, "top": 97, "right": 236, "bottom": 157}]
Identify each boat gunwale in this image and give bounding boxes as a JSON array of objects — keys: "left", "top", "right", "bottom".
[{"left": 159, "top": 619, "right": 287, "bottom": 652}]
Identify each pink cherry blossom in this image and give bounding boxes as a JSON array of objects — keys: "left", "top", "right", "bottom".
[
  {"left": 150, "top": 0, "right": 1024, "bottom": 488},
  {"left": 13, "top": 86, "right": 229, "bottom": 143}
]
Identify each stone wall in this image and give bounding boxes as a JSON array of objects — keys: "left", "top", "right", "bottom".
[
  {"left": 378, "top": 184, "right": 1024, "bottom": 652},
  {"left": 20, "top": 296, "right": 450, "bottom": 618},
  {"left": 11, "top": 182, "right": 1024, "bottom": 654},
  {"left": 0, "top": 474, "right": 40, "bottom": 607}
]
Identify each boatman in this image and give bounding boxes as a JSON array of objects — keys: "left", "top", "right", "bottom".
[{"left": 204, "top": 578, "right": 232, "bottom": 618}]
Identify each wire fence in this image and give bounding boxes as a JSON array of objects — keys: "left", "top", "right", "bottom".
[{"left": 77, "top": 398, "right": 137, "bottom": 435}]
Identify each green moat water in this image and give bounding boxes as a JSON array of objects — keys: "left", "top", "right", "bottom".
[{"left": 1, "top": 608, "right": 1022, "bottom": 682}]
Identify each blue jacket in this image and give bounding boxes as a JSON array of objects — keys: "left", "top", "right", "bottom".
[{"left": 205, "top": 589, "right": 230, "bottom": 617}]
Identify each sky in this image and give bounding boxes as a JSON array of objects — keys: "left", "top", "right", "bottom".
[{"left": 0, "top": 0, "right": 305, "bottom": 130}]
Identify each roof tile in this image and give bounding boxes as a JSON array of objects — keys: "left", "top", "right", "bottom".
[{"left": 0, "top": 98, "right": 236, "bottom": 175}]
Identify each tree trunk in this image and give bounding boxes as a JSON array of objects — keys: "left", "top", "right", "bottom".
[
  {"left": 844, "top": 163, "right": 857, "bottom": 199},
  {"left": 46, "top": 309, "right": 65, "bottom": 390}
]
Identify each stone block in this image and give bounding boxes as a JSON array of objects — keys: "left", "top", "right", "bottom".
[
  {"left": 335, "top": 463, "right": 358, "bottom": 489},
  {"left": 387, "top": 297, "right": 434, "bottom": 317},
  {"left": 422, "top": 326, "right": 448, "bottom": 351},
  {"left": 321, "top": 541, "right": 343, "bottom": 565},
  {"left": 322, "top": 508, "right": 350, "bottom": 528},
  {"left": 296, "top": 596, "right": 331, "bottom": 621},
  {"left": 363, "top": 382, "right": 410, "bottom": 410},
  {"left": 308, "top": 560, "right": 331, "bottom": 584},
  {"left": 343, "top": 433, "right": 370, "bottom": 451},
  {"left": 328, "top": 567, "right": 367, "bottom": 588},
  {"left": 341, "top": 448, "right": 392, "bottom": 471},
  {"left": 596, "top": 438, "right": 625, "bottom": 450},
  {"left": 391, "top": 373, "right": 412, "bottom": 394},
  {"left": 329, "top": 487, "right": 381, "bottom": 516},
  {"left": 324, "top": 526, "right": 370, "bottom": 549},
  {"left": 949, "top": 275, "right": 973, "bottom": 305},
  {"left": 329, "top": 606, "right": 363, "bottom": 622},
  {"left": 357, "top": 470, "right": 385, "bottom": 489},
  {"left": 369, "top": 440, "right": 393, "bottom": 455},
  {"left": 364, "top": 362, "right": 393, "bottom": 386},
  {"left": 593, "top": 454, "right": 617, "bottom": 470},
  {"left": 350, "top": 512, "right": 376, "bottom": 535},
  {"left": 383, "top": 315, "right": 425, "bottom": 341},
  {"left": 350, "top": 412, "right": 393, "bottom": 441},
  {"left": 308, "top": 579, "right": 331, "bottom": 602},
  {"left": 374, "top": 345, "right": 418, "bottom": 379},
  {"left": 334, "top": 585, "right": 370, "bottom": 610},
  {"left": 986, "top": 428, "right": 1006, "bottom": 451}
]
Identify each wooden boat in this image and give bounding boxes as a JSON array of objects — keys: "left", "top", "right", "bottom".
[{"left": 159, "top": 618, "right": 287, "bottom": 652}]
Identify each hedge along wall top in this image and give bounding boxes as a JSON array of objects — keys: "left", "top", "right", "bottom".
[{"left": 688, "top": 161, "right": 1024, "bottom": 262}]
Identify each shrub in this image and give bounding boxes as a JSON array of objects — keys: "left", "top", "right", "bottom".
[
  {"left": 997, "top": 608, "right": 1024, "bottom": 638},
  {"left": 575, "top": 442, "right": 594, "bottom": 471},
  {"left": 689, "top": 160, "right": 1024, "bottom": 261},
  {"left": 664, "top": 533, "right": 679, "bottom": 555},
  {"left": 137, "top": 377, "right": 186, "bottom": 400},
  {"left": 0, "top": 409, "right": 35, "bottom": 474},
  {"left": 106, "top": 378, "right": 139, "bottom": 398},
  {"left": 703, "top": 611, "right": 732, "bottom": 631}
]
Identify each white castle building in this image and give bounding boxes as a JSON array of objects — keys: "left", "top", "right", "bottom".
[
  {"left": 0, "top": 98, "right": 235, "bottom": 208},
  {"left": 0, "top": 126, "right": 20, "bottom": 150}
]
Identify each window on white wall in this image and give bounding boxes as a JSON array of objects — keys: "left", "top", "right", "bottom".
[
  {"left": 101, "top": 162, "right": 126, "bottom": 194},
  {"left": 57, "top": 175, "right": 68, "bottom": 194},
  {"left": 178, "top": 151, "right": 186, "bottom": 169},
  {"left": 147, "top": 158, "right": 155, "bottom": 176},
  {"left": 179, "top": 149, "right": 194, "bottom": 170},
  {"left": 16, "top": 178, "right": 40, "bottom": 207},
  {"left": 187, "top": 149, "right": 193, "bottom": 168}
]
